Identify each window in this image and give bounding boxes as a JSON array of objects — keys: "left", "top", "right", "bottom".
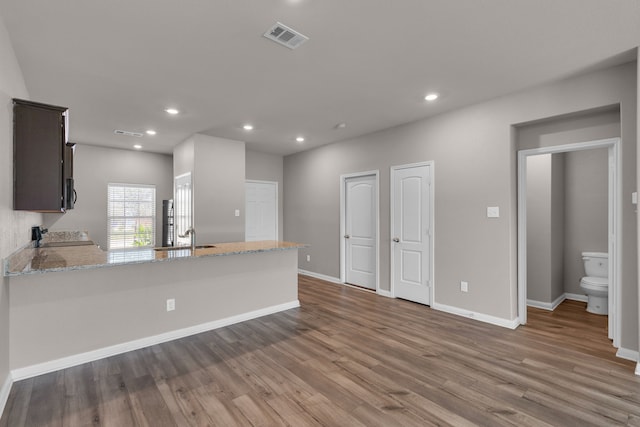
[{"left": 107, "top": 183, "right": 156, "bottom": 250}]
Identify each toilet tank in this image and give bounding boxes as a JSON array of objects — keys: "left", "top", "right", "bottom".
[{"left": 582, "top": 252, "right": 608, "bottom": 278}]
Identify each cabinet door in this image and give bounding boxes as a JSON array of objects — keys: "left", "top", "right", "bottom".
[{"left": 13, "top": 99, "right": 68, "bottom": 212}]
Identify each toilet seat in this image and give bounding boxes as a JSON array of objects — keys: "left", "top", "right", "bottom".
[{"left": 580, "top": 276, "right": 608, "bottom": 301}]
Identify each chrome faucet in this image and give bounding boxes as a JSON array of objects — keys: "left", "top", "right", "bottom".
[{"left": 178, "top": 227, "right": 196, "bottom": 251}]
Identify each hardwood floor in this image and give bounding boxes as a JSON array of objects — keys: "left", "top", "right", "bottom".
[{"left": 2, "top": 275, "right": 639, "bottom": 426}]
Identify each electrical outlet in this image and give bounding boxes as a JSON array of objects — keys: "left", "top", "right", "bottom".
[
  {"left": 166, "top": 298, "right": 175, "bottom": 312},
  {"left": 306, "top": 255, "right": 311, "bottom": 262},
  {"left": 460, "top": 281, "right": 469, "bottom": 293}
]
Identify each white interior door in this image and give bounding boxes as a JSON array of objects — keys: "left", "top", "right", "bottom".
[
  {"left": 392, "top": 163, "right": 432, "bottom": 305},
  {"left": 345, "top": 175, "right": 377, "bottom": 289},
  {"left": 245, "top": 180, "right": 277, "bottom": 241}
]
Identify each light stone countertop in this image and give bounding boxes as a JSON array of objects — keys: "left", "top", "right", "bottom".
[{"left": 4, "top": 240, "right": 306, "bottom": 277}]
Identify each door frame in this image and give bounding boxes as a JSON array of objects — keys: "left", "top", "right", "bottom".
[
  {"left": 517, "top": 137, "right": 621, "bottom": 348},
  {"left": 340, "top": 170, "right": 380, "bottom": 293},
  {"left": 245, "top": 179, "right": 279, "bottom": 241},
  {"left": 390, "top": 161, "right": 435, "bottom": 304}
]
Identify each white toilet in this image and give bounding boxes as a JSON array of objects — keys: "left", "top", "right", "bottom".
[{"left": 580, "top": 252, "right": 608, "bottom": 315}]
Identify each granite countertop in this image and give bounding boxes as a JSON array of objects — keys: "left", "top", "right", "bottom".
[{"left": 4, "top": 240, "right": 306, "bottom": 277}]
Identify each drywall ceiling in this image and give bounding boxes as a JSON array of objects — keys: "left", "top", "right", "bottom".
[{"left": 1, "top": 0, "right": 639, "bottom": 155}]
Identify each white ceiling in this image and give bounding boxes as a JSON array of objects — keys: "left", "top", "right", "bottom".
[{"left": 2, "top": 0, "right": 639, "bottom": 155}]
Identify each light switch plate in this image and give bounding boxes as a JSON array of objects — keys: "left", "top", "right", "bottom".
[
  {"left": 632, "top": 192, "right": 638, "bottom": 205},
  {"left": 487, "top": 206, "right": 500, "bottom": 218},
  {"left": 235, "top": 209, "right": 240, "bottom": 217}
]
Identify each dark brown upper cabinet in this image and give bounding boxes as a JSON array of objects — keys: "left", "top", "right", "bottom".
[{"left": 13, "top": 99, "right": 75, "bottom": 212}]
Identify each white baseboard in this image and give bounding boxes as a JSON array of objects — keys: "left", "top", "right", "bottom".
[
  {"left": 636, "top": 362, "right": 640, "bottom": 376},
  {"left": 527, "top": 294, "right": 566, "bottom": 311},
  {"left": 377, "top": 289, "right": 393, "bottom": 298},
  {"left": 298, "top": 269, "right": 342, "bottom": 284},
  {"left": 526, "top": 299, "right": 553, "bottom": 311},
  {"left": 11, "top": 300, "right": 300, "bottom": 381},
  {"left": 0, "top": 372, "right": 12, "bottom": 421},
  {"left": 527, "top": 293, "right": 588, "bottom": 311},
  {"left": 564, "top": 292, "right": 588, "bottom": 302},
  {"left": 432, "top": 302, "right": 519, "bottom": 330},
  {"left": 616, "top": 347, "right": 639, "bottom": 363}
]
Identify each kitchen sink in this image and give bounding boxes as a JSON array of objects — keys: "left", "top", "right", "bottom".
[{"left": 154, "top": 245, "right": 216, "bottom": 251}]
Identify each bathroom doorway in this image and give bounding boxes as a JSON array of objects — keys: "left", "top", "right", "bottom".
[{"left": 517, "top": 137, "right": 621, "bottom": 348}]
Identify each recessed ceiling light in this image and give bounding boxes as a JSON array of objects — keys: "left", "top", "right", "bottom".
[
  {"left": 243, "top": 124, "right": 254, "bottom": 131},
  {"left": 146, "top": 129, "right": 156, "bottom": 135},
  {"left": 133, "top": 144, "right": 142, "bottom": 150},
  {"left": 165, "top": 108, "right": 179, "bottom": 115},
  {"left": 335, "top": 122, "right": 347, "bottom": 129},
  {"left": 424, "top": 93, "right": 439, "bottom": 102},
  {"left": 296, "top": 136, "right": 305, "bottom": 143}
]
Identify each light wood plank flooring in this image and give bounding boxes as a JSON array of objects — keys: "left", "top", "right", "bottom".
[{"left": 2, "top": 275, "right": 639, "bottom": 426}]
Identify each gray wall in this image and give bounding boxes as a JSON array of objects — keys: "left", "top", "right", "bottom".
[
  {"left": 173, "top": 137, "right": 194, "bottom": 178},
  {"left": 526, "top": 154, "right": 564, "bottom": 303},
  {"left": 0, "top": 10, "right": 41, "bottom": 402},
  {"left": 551, "top": 154, "right": 566, "bottom": 299},
  {"left": 174, "top": 134, "right": 246, "bottom": 244},
  {"left": 283, "top": 61, "right": 638, "bottom": 351},
  {"left": 246, "top": 150, "right": 284, "bottom": 241},
  {"left": 525, "top": 154, "right": 550, "bottom": 302},
  {"left": 521, "top": 109, "right": 615, "bottom": 304},
  {"left": 43, "top": 145, "right": 174, "bottom": 250},
  {"left": 564, "top": 148, "right": 609, "bottom": 293}
]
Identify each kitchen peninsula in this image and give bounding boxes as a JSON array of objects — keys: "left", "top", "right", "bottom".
[{"left": 4, "top": 234, "right": 304, "bottom": 379}]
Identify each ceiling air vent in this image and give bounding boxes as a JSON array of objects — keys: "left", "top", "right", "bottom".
[
  {"left": 263, "top": 22, "right": 308, "bottom": 50},
  {"left": 114, "top": 129, "right": 143, "bottom": 138}
]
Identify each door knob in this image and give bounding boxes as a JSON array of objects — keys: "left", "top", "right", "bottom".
[
  {"left": 392, "top": 237, "right": 400, "bottom": 242},
  {"left": 344, "top": 234, "right": 350, "bottom": 239}
]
